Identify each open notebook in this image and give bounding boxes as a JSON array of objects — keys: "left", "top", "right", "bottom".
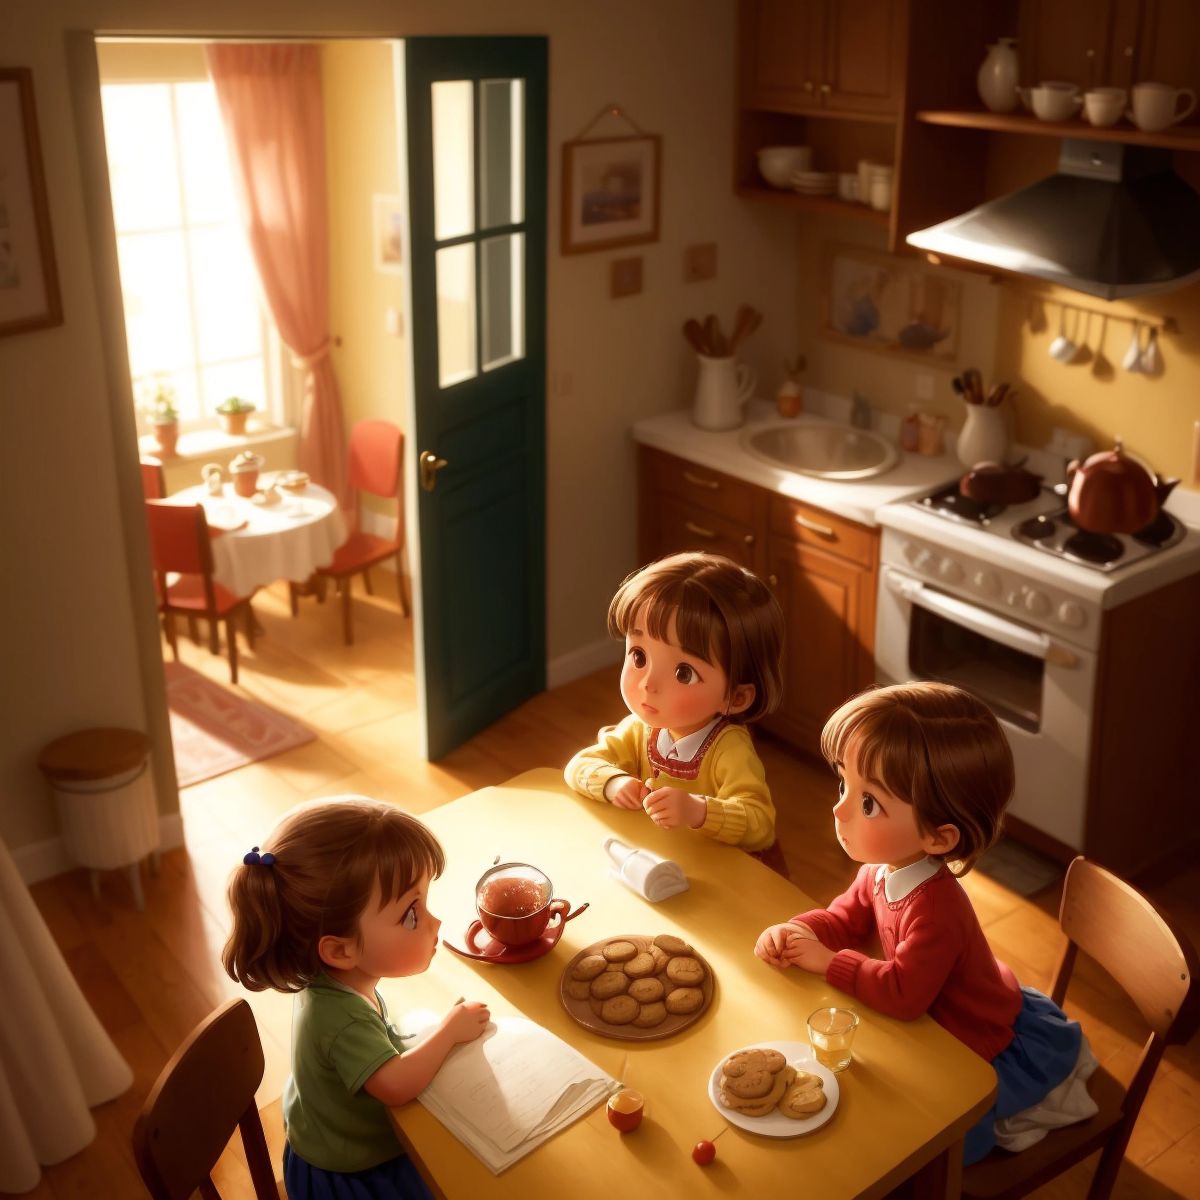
[{"left": 409, "top": 1015, "right": 619, "bottom": 1174}]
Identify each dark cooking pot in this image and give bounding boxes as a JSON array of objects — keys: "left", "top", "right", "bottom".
[
  {"left": 960, "top": 462, "right": 1043, "bottom": 506},
  {"left": 1066, "top": 439, "right": 1178, "bottom": 534}
]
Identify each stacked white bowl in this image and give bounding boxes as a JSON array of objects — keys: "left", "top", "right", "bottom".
[{"left": 756, "top": 145, "right": 813, "bottom": 189}]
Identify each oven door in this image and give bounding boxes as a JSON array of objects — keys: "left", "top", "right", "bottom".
[{"left": 876, "top": 567, "right": 1095, "bottom": 850}]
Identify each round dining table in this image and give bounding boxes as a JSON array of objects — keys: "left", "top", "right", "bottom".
[{"left": 170, "top": 481, "right": 347, "bottom": 598}]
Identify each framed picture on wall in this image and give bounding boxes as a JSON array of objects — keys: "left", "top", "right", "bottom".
[
  {"left": 372, "top": 193, "right": 404, "bottom": 274},
  {"left": 560, "top": 133, "right": 661, "bottom": 255},
  {"left": 0, "top": 68, "right": 62, "bottom": 338},
  {"left": 820, "top": 243, "right": 961, "bottom": 365}
]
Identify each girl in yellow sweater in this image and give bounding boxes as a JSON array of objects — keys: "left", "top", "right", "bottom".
[{"left": 564, "top": 551, "right": 788, "bottom": 875}]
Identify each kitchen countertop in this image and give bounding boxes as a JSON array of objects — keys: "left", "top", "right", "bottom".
[{"left": 631, "top": 401, "right": 960, "bottom": 527}]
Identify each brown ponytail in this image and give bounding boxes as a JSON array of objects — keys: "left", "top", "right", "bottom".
[{"left": 222, "top": 796, "right": 445, "bottom": 992}]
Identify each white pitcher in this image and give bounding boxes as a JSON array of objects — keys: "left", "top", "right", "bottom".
[
  {"left": 692, "top": 355, "right": 757, "bottom": 431},
  {"left": 977, "top": 38, "right": 1019, "bottom": 114},
  {"left": 956, "top": 404, "right": 1010, "bottom": 467}
]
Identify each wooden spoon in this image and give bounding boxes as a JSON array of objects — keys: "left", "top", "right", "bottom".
[
  {"left": 704, "top": 314, "right": 725, "bottom": 357},
  {"left": 728, "top": 305, "right": 762, "bottom": 354},
  {"left": 682, "top": 318, "right": 709, "bottom": 356}
]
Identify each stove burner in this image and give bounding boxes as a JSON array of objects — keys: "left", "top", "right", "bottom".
[
  {"left": 1063, "top": 530, "right": 1124, "bottom": 564},
  {"left": 920, "top": 485, "right": 1004, "bottom": 525},
  {"left": 1017, "top": 514, "right": 1056, "bottom": 541},
  {"left": 1133, "top": 509, "right": 1180, "bottom": 547}
]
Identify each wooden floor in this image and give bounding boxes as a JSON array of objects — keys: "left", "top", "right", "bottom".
[{"left": 19, "top": 577, "right": 1200, "bottom": 1199}]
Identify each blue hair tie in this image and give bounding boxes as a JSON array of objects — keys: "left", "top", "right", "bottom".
[{"left": 243, "top": 846, "right": 276, "bottom": 867}]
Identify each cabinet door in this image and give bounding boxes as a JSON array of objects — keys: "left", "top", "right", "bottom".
[
  {"left": 762, "top": 536, "right": 876, "bottom": 755},
  {"left": 1131, "top": 0, "right": 1200, "bottom": 97},
  {"left": 654, "top": 495, "right": 759, "bottom": 570},
  {"left": 1018, "top": 0, "right": 1114, "bottom": 88},
  {"left": 744, "top": 0, "right": 825, "bottom": 111},
  {"left": 821, "top": 0, "right": 902, "bottom": 114}
]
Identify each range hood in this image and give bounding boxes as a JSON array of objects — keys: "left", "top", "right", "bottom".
[{"left": 906, "top": 140, "right": 1200, "bottom": 300}]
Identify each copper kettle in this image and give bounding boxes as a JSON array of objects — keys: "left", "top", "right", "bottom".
[{"left": 1066, "top": 439, "right": 1178, "bottom": 534}]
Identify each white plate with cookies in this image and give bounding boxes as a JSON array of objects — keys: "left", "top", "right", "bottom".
[
  {"left": 707, "top": 1041, "right": 839, "bottom": 1137},
  {"left": 559, "top": 933, "right": 715, "bottom": 1041}
]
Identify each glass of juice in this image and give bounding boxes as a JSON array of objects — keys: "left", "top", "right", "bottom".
[{"left": 807, "top": 1006, "right": 860, "bottom": 1072}]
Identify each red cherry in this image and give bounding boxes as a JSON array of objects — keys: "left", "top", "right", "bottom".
[{"left": 692, "top": 1139, "right": 716, "bottom": 1165}]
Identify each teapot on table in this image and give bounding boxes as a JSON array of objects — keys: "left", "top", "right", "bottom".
[{"left": 229, "top": 451, "right": 265, "bottom": 498}]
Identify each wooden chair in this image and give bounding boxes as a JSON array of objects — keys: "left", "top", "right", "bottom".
[
  {"left": 293, "top": 419, "right": 411, "bottom": 645},
  {"left": 133, "top": 998, "right": 281, "bottom": 1200},
  {"left": 962, "top": 856, "right": 1200, "bottom": 1200},
  {"left": 146, "top": 500, "right": 255, "bottom": 684},
  {"left": 140, "top": 456, "right": 167, "bottom": 500}
]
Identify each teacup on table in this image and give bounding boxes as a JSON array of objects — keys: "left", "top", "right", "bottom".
[{"left": 475, "top": 862, "right": 572, "bottom": 948}]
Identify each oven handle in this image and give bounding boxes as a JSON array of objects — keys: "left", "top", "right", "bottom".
[{"left": 885, "top": 570, "right": 1078, "bottom": 668}]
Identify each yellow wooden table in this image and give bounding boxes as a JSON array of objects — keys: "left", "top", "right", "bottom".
[{"left": 384, "top": 769, "right": 996, "bottom": 1198}]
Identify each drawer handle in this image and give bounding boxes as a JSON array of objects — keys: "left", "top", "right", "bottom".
[
  {"left": 682, "top": 471, "right": 720, "bottom": 491},
  {"left": 684, "top": 520, "right": 718, "bottom": 540},
  {"left": 794, "top": 514, "right": 836, "bottom": 538}
]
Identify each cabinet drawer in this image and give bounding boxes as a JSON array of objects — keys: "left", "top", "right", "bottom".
[
  {"left": 656, "top": 495, "right": 758, "bottom": 569},
  {"left": 769, "top": 494, "right": 876, "bottom": 568},
  {"left": 644, "top": 447, "right": 759, "bottom": 525}
]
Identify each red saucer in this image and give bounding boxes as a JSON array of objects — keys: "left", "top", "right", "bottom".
[{"left": 442, "top": 903, "right": 589, "bottom": 964}]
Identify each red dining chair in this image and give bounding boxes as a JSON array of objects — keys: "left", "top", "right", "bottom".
[
  {"left": 140, "top": 456, "right": 167, "bottom": 500},
  {"left": 145, "top": 500, "right": 255, "bottom": 684},
  {"left": 293, "top": 419, "right": 411, "bottom": 645}
]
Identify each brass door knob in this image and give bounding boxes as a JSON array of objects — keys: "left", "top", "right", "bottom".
[{"left": 419, "top": 450, "right": 448, "bottom": 492}]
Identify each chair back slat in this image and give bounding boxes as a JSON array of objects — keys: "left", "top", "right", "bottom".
[
  {"left": 145, "top": 501, "right": 214, "bottom": 577},
  {"left": 1058, "top": 856, "right": 1197, "bottom": 1039},
  {"left": 347, "top": 419, "right": 402, "bottom": 499},
  {"left": 140, "top": 457, "right": 167, "bottom": 500},
  {"left": 133, "top": 999, "right": 275, "bottom": 1200}
]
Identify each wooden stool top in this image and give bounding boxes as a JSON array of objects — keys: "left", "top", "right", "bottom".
[{"left": 37, "top": 728, "right": 150, "bottom": 782}]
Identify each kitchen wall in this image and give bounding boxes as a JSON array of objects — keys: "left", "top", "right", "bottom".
[{"left": 0, "top": 0, "right": 796, "bottom": 866}]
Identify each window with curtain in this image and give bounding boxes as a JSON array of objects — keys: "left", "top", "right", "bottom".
[{"left": 101, "top": 80, "right": 289, "bottom": 433}]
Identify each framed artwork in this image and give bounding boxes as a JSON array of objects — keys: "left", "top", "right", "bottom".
[
  {"left": 820, "top": 243, "right": 961, "bottom": 365},
  {"left": 372, "top": 193, "right": 404, "bottom": 273},
  {"left": 0, "top": 68, "right": 62, "bottom": 338},
  {"left": 561, "top": 133, "right": 661, "bottom": 255}
]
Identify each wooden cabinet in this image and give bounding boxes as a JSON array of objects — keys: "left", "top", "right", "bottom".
[
  {"left": 821, "top": 0, "right": 905, "bottom": 115},
  {"left": 743, "top": 0, "right": 825, "bottom": 112},
  {"left": 637, "top": 445, "right": 879, "bottom": 757}
]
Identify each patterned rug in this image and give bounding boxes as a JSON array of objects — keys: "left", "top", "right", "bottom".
[{"left": 164, "top": 662, "right": 315, "bottom": 787}]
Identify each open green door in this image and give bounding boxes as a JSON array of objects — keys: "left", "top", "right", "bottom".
[{"left": 405, "top": 38, "right": 547, "bottom": 760}]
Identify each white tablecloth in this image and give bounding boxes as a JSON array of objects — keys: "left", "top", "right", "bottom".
[
  {"left": 172, "top": 482, "right": 347, "bottom": 598},
  {"left": 0, "top": 835, "right": 133, "bottom": 1192}
]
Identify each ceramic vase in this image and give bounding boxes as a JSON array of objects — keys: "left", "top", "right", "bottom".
[
  {"left": 977, "top": 38, "right": 1019, "bottom": 114},
  {"left": 957, "top": 404, "right": 1010, "bottom": 467}
]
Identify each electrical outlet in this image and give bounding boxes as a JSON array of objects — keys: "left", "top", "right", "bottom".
[
  {"left": 914, "top": 372, "right": 934, "bottom": 402},
  {"left": 683, "top": 242, "right": 717, "bottom": 283},
  {"left": 1047, "top": 426, "right": 1093, "bottom": 461},
  {"left": 611, "top": 256, "right": 643, "bottom": 298}
]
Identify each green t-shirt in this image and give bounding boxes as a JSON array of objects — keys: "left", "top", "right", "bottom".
[{"left": 282, "top": 975, "right": 411, "bottom": 1172}]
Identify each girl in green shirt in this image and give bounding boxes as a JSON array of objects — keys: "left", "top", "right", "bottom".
[{"left": 223, "top": 797, "right": 490, "bottom": 1198}]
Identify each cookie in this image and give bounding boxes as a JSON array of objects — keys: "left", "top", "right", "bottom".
[
  {"left": 664, "top": 986, "right": 704, "bottom": 1015},
  {"left": 572, "top": 954, "right": 607, "bottom": 981},
  {"left": 604, "top": 962, "right": 627, "bottom": 973},
  {"left": 624, "top": 951, "right": 656, "bottom": 979},
  {"left": 779, "top": 1071, "right": 826, "bottom": 1119},
  {"left": 590, "top": 971, "right": 630, "bottom": 1000},
  {"left": 565, "top": 978, "right": 592, "bottom": 1001},
  {"left": 720, "top": 1066, "right": 776, "bottom": 1100},
  {"left": 588, "top": 996, "right": 605, "bottom": 1018},
  {"left": 603, "top": 940, "right": 638, "bottom": 963},
  {"left": 723, "top": 1048, "right": 786, "bottom": 1078},
  {"left": 628, "top": 977, "right": 664, "bottom": 1003},
  {"left": 721, "top": 1067, "right": 793, "bottom": 1117},
  {"left": 649, "top": 945, "right": 670, "bottom": 973},
  {"left": 600, "top": 994, "right": 639, "bottom": 1025},
  {"left": 653, "top": 933, "right": 692, "bottom": 956},
  {"left": 665, "top": 955, "right": 705, "bottom": 987},
  {"left": 633, "top": 1001, "right": 667, "bottom": 1028}
]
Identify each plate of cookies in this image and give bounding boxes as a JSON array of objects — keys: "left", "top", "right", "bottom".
[
  {"left": 559, "top": 933, "right": 715, "bottom": 1041},
  {"left": 708, "top": 1041, "right": 839, "bottom": 1137}
]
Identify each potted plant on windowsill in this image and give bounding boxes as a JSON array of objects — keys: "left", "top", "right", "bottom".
[
  {"left": 140, "top": 381, "right": 180, "bottom": 457},
  {"left": 216, "top": 396, "right": 256, "bottom": 436}
]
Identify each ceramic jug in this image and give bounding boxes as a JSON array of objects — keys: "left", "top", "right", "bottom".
[
  {"left": 977, "top": 38, "right": 1019, "bottom": 113},
  {"left": 692, "top": 355, "right": 757, "bottom": 431},
  {"left": 956, "top": 403, "right": 1010, "bottom": 467}
]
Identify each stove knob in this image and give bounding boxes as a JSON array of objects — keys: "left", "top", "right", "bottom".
[
  {"left": 938, "top": 559, "right": 965, "bottom": 583},
  {"left": 1005, "top": 589, "right": 1020, "bottom": 606},
  {"left": 902, "top": 540, "right": 922, "bottom": 563},
  {"left": 913, "top": 549, "right": 936, "bottom": 572},
  {"left": 1057, "top": 601, "right": 1085, "bottom": 628},
  {"left": 973, "top": 569, "right": 1000, "bottom": 596},
  {"left": 1024, "top": 589, "right": 1050, "bottom": 616}
]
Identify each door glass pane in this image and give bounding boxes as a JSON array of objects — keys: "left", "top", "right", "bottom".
[
  {"left": 481, "top": 233, "right": 525, "bottom": 371},
  {"left": 102, "top": 84, "right": 181, "bottom": 233},
  {"left": 436, "top": 242, "right": 477, "bottom": 388},
  {"left": 480, "top": 78, "right": 524, "bottom": 229},
  {"left": 432, "top": 80, "right": 474, "bottom": 242}
]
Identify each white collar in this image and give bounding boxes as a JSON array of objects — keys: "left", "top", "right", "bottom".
[
  {"left": 655, "top": 717, "right": 721, "bottom": 763},
  {"left": 874, "top": 857, "right": 941, "bottom": 902}
]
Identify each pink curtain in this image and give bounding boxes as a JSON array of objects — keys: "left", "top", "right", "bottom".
[{"left": 205, "top": 43, "right": 349, "bottom": 508}]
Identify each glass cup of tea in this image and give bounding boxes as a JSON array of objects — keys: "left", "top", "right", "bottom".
[
  {"left": 474, "top": 862, "right": 570, "bottom": 947},
  {"left": 807, "top": 1006, "right": 860, "bottom": 1072}
]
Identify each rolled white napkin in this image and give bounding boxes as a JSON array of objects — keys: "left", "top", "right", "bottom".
[{"left": 603, "top": 837, "right": 689, "bottom": 902}]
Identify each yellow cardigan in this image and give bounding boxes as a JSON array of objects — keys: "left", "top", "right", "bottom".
[{"left": 563, "top": 713, "right": 776, "bottom": 851}]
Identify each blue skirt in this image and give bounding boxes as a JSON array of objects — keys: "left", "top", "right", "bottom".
[
  {"left": 964, "top": 987, "right": 1083, "bottom": 1165},
  {"left": 283, "top": 1144, "right": 433, "bottom": 1200}
]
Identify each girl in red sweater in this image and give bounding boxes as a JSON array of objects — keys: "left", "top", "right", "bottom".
[{"left": 755, "top": 682, "right": 1097, "bottom": 1164}]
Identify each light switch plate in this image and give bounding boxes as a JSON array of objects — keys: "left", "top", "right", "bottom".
[
  {"left": 611, "top": 256, "right": 643, "bottom": 298},
  {"left": 683, "top": 242, "right": 717, "bottom": 283}
]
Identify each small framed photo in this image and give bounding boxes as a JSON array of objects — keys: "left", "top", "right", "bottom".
[
  {"left": 561, "top": 134, "right": 661, "bottom": 255},
  {"left": 372, "top": 193, "right": 404, "bottom": 274},
  {"left": 0, "top": 68, "right": 62, "bottom": 338}
]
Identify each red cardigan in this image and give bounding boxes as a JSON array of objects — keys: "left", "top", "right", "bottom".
[{"left": 793, "top": 863, "right": 1022, "bottom": 1062}]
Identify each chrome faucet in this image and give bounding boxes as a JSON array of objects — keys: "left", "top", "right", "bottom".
[{"left": 850, "top": 391, "right": 872, "bottom": 429}]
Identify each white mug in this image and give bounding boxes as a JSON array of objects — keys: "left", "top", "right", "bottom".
[
  {"left": 1083, "top": 87, "right": 1127, "bottom": 128},
  {"left": 1127, "top": 81, "right": 1197, "bottom": 132},
  {"left": 1021, "top": 81, "right": 1082, "bottom": 122}
]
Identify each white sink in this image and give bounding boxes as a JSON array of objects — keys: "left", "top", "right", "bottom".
[{"left": 740, "top": 421, "right": 899, "bottom": 480}]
